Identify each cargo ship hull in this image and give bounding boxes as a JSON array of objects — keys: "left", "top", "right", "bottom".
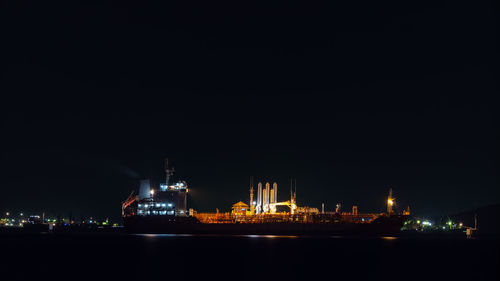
[{"left": 123, "top": 215, "right": 407, "bottom": 236}]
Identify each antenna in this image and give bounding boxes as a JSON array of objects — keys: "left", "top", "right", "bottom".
[
  {"left": 165, "top": 158, "right": 175, "bottom": 186},
  {"left": 474, "top": 213, "right": 478, "bottom": 229},
  {"left": 294, "top": 178, "right": 297, "bottom": 200},
  {"left": 249, "top": 176, "right": 255, "bottom": 214}
]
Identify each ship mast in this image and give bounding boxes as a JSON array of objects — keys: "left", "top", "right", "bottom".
[
  {"left": 249, "top": 176, "right": 255, "bottom": 214},
  {"left": 387, "top": 188, "right": 394, "bottom": 215},
  {"left": 165, "top": 158, "right": 175, "bottom": 187},
  {"left": 289, "top": 178, "right": 297, "bottom": 215}
]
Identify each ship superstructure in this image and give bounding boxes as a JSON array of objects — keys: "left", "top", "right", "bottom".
[{"left": 122, "top": 160, "right": 188, "bottom": 217}]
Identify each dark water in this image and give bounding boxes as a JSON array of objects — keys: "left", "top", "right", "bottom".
[{"left": 3, "top": 233, "right": 499, "bottom": 281}]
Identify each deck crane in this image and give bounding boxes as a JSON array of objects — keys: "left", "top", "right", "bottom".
[{"left": 122, "top": 191, "right": 137, "bottom": 216}]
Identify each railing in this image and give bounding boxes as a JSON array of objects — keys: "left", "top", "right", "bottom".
[{"left": 193, "top": 213, "right": 380, "bottom": 224}]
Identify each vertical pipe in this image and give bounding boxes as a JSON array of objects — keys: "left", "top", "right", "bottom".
[
  {"left": 257, "top": 182, "right": 262, "bottom": 214},
  {"left": 273, "top": 182, "right": 278, "bottom": 203},
  {"left": 263, "top": 184, "right": 267, "bottom": 213},
  {"left": 265, "top": 182, "right": 270, "bottom": 213},
  {"left": 266, "top": 182, "right": 270, "bottom": 205}
]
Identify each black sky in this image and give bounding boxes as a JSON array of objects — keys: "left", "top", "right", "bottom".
[{"left": 1, "top": 0, "right": 498, "bottom": 221}]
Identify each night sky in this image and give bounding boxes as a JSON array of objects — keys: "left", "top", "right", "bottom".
[{"left": 2, "top": 0, "right": 498, "bottom": 222}]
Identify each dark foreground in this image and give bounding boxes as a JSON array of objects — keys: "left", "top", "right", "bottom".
[{"left": 2, "top": 233, "right": 499, "bottom": 281}]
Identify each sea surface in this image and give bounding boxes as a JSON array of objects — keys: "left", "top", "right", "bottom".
[{"left": 2, "top": 233, "right": 499, "bottom": 281}]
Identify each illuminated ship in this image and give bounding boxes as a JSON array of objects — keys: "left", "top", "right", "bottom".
[{"left": 122, "top": 160, "right": 410, "bottom": 236}]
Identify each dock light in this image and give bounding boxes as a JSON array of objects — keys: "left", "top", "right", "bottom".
[
  {"left": 416, "top": 220, "right": 421, "bottom": 224},
  {"left": 150, "top": 190, "right": 155, "bottom": 196},
  {"left": 6, "top": 212, "right": 9, "bottom": 216},
  {"left": 459, "top": 222, "right": 463, "bottom": 227},
  {"left": 387, "top": 199, "right": 393, "bottom": 206}
]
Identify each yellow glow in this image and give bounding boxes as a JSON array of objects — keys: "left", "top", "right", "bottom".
[
  {"left": 387, "top": 199, "right": 393, "bottom": 206},
  {"left": 150, "top": 190, "right": 155, "bottom": 195},
  {"left": 381, "top": 236, "right": 398, "bottom": 240}
]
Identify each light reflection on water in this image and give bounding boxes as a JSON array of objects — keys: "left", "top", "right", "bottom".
[
  {"left": 381, "top": 236, "right": 398, "bottom": 240},
  {"left": 133, "top": 233, "right": 300, "bottom": 238},
  {"left": 242, "top": 234, "right": 299, "bottom": 239},
  {"left": 133, "top": 233, "right": 194, "bottom": 238},
  {"left": 132, "top": 233, "right": 399, "bottom": 239}
]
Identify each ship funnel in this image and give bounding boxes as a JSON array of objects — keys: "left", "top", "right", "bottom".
[{"left": 139, "top": 179, "right": 151, "bottom": 200}]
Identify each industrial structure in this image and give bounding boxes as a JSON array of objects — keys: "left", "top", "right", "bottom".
[
  {"left": 122, "top": 160, "right": 410, "bottom": 235},
  {"left": 251, "top": 179, "right": 297, "bottom": 215}
]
